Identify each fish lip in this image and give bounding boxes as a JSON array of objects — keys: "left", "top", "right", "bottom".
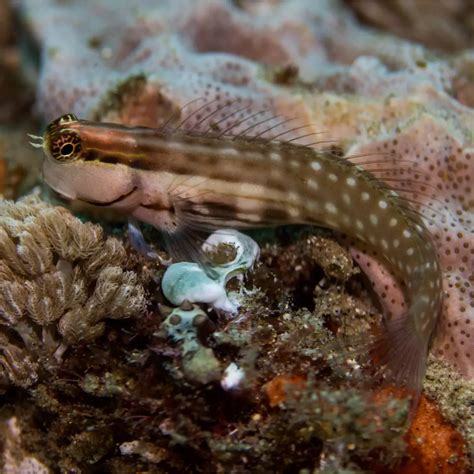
[{"left": 78, "top": 186, "right": 138, "bottom": 207}]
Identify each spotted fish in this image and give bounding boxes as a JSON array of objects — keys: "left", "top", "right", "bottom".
[{"left": 36, "top": 110, "right": 443, "bottom": 400}]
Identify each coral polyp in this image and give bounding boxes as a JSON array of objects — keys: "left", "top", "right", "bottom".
[{"left": 0, "top": 195, "right": 147, "bottom": 389}]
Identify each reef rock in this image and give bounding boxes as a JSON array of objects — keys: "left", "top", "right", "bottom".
[{"left": 18, "top": 0, "right": 474, "bottom": 378}]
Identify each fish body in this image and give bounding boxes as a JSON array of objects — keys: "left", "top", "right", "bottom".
[{"left": 39, "top": 113, "right": 443, "bottom": 394}]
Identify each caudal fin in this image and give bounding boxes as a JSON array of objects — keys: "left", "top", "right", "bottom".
[{"left": 363, "top": 315, "right": 429, "bottom": 414}]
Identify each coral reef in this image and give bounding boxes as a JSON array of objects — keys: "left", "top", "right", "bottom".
[
  {"left": 17, "top": 0, "right": 474, "bottom": 378},
  {"left": 0, "top": 0, "right": 34, "bottom": 125},
  {"left": 0, "top": 195, "right": 147, "bottom": 389},
  {"left": 0, "top": 221, "right": 471, "bottom": 472},
  {"left": 423, "top": 356, "right": 474, "bottom": 460},
  {"left": 0, "top": 0, "right": 472, "bottom": 471}
]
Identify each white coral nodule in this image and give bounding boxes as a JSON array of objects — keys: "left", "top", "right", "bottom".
[{"left": 161, "top": 229, "right": 259, "bottom": 313}]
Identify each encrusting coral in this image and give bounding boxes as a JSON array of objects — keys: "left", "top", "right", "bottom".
[{"left": 0, "top": 194, "right": 147, "bottom": 389}]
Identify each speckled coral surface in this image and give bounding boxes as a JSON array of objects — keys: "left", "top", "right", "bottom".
[{"left": 19, "top": 0, "right": 473, "bottom": 377}]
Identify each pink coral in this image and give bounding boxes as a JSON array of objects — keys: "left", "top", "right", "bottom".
[{"left": 19, "top": 0, "right": 473, "bottom": 377}]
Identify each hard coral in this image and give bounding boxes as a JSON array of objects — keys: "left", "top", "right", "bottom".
[{"left": 0, "top": 195, "right": 146, "bottom": 389}]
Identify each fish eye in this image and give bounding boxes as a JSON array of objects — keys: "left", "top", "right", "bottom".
[
  {"left": 60, "top": 143, "right": 74, "bottom": 156},
  {"left": 50, "top": 131, "right": 82, "bottom": 162}
]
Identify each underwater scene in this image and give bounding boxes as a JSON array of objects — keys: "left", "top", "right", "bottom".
[{"left": 0, "top": 0, "right": 473, "bottom": 472}]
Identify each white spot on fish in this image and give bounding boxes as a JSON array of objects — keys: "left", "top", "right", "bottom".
[
  {"left": 270, "top": 152, "right": 282, "bottom": 162},
  {"left": 389, "top": 218, "right": 397, "bottom": 227},
  {"left": 325, "top": 202, "right": 337, "bottom": 214},
  {"left": 346, "top": 177, "right": 356, "bottom": 187},
  {"left": 403, "top": 229, "right": 412, "bottom": 238},
  {"left": 221, "top": 147, "right": 239, "bottom": 156},
  {"left": 356, "top": 219, "right": 364, "bottom": 230},
  {"left": 311, "top": 161, "right": 322, "bottom": 171},
  {"left": 393, "top": 239, "right": 400, "bottom": 248},
  {"left": 378, "top": 200, "right": 388, "bottom": 209},
  {"left": 370, "top": 214, "right": 378, "bottom": 225},
  {"left": 236, "top": 212, "right": 262, "bottom": 223},
  {"left": 307, "top": 179, "right": 319, "bottom": 190},
  {"left": 288, "top": 191, "right": 299, "bottom": 202},
  {"left": 166, "top": 141, "right": 185, "bottom": 151},
  {"left": 361, "top": 192, "right": 370, "bottom": 201},
  {"left": 329, "top": 173, "right": 338, "bottom": 182},
  {"left": 342, "top": 193, "right": 351, "bottom": 205},
  {"left": 246, "top": 152, "right": 262, "bottom": 160},
  {"left": 406, "top": 247, "right": 414, "bottom": 256}
]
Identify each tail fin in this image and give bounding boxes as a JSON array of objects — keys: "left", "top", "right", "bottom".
[{"left": 360, "top": 315, "right": 429, "bottom": 415}]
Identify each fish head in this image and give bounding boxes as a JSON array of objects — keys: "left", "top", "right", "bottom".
[{"left": 41, "top": 114, "right": 135, "bottom": 206}]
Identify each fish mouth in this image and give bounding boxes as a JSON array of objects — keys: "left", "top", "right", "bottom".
[{"left": 78, "top": 186, "right": 138, "bottom": 207}]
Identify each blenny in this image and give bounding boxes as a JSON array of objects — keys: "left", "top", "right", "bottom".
[{"left": 35, "top": 109, "right": 443, "bottom": 398}]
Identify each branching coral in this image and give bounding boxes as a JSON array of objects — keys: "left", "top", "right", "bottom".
[{"left": 0, "top": 195, "right": 147, "bottom": 389}]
